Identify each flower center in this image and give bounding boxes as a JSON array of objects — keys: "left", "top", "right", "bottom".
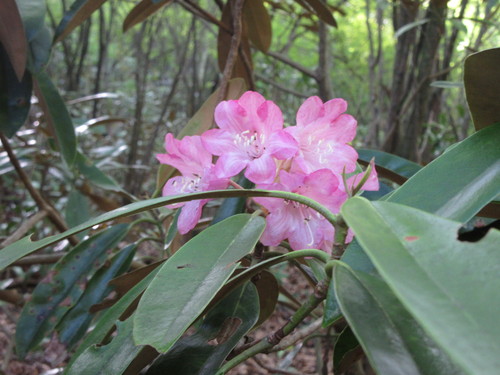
[{"left": 234, "top": 130, "right": 266, "bottom": 159}]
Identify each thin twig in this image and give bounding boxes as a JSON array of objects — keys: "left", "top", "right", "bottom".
[
  {"left": 217, "top": 0, "right": 245, "bottom": 104},
  {"left": 0, "top": 133, "right": 79, "bottom": 246},
  {"left": 270, "top": 318, "right": 323, "bottom": 352},
  {"left": 252, "top": 356, "right": 302, "bottom": 375},
  {"left": 265, "top": 50, "right": 316, "bottom": 78}
]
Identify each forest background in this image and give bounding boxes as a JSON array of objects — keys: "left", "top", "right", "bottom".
[{"left": 0, "top": 0, "right": 499, "bottom": 373}]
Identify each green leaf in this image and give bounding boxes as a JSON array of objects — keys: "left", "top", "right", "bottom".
[
  {"left": 212, "top": 176, "right": 253, "bottom": 225},
  {"left": 145, "top": 282, "right": 259, "bottom": 375},
  {"left": 323, "top": 277, "right": 341, "bottom": 327},
  {"left": 335, "top": 264, "right": 464, "bottom": 375},
  {"left": 133, "top": 214, "right": 265, "bottom": 352},
  {"left": 357, "top": 148, "right": 421, "bottom": 182},
  {"left": 27, "top": 24, "right": 51, "bottom": 73},
  {"left": 65, "top": 190, "right": 90, "bottom": 239},
  {"left": 56, "top": 243, "right": 136, "bottom": 347},
  {"left": 332, "top": 326, "right": 360, "bottom": 374},
  {"left": 464, "top": 48, "right": 500, "bottom": 131},
  {"left": 65, "top": 266, "right": 162, "bottom": 371},
  {"left": 54, "top": 0, "right": 108, "bottom": 43},
  {"left": 34, "top": 71, "right": 77, "bottom": 166},
  {"left": 0, "top": 189, "right": 333, "bottom": 271},
  {"left": 341, "top": 197, "right": 500, "bottom": 375},
  {"left": 0, "top": 46, "right": 32, "bottom": 137},
  {"left": 75, "top": 151, "right": 123, "bottom": 192},
  {"left": 66, "top": 317, "right": 142, "bottom": 375},
  {"left": 15, "top": 0, "right": 46, "bottom": 41},
  {"left": 388, "top": 125, "right": 500, "bottom": 222},
  {"left": 15, "top": 224, "right": 129, "bottom": 357}
]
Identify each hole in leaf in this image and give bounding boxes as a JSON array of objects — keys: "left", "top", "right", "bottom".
[{"left": 457, "top": 220, "right": 500, "bottom": 242}]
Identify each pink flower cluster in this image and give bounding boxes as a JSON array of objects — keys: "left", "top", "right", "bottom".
[{"left": 157, "top": 91, "right": 378, "bottom": 252}]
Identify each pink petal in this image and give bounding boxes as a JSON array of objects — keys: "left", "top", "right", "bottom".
[
  {"left": 214, "top": 101, "right": 248, "bottom": 133},
  {"left": 260, "top": 211, "right": 290, "bottom": 246},
  {"left": 256, "top": 100, "right": 284, "bottom": 134},
  {"left": 162, "top": 176, "right": 186, "bottom": 209},
  {"left": 177, "top": 200, "right": 204, "bottom": 234},
  {"left": 214, "top": 152, "right": 248, "bottom": 179},
  {"left": 329, "top": 114, "right": 357, "bottom": 143},
  {"left": 202, "top": 129, "right": 238, "bottom": 156},
  {"left": 179, "top": 135, "right": 212, "bottom": 167},
  {"left": 347, "top": 161, "right": 379, "bottom": 191},
  {"left": 288, "top": 215, "right": 319, "bottom": 250},
  {"left": 245, "top": 154, "right": 277, "bottom": 183},
  {"left": 267, "top": 130, "right": 298, "bottom": 159},
  {"left": 296, "top": 97, "right": 323, "bottom": 127},
  {"left": 237, "top": 91, "right": 266, "bottom": 113},
  {"left": 323, "top": 98, "right": 347, "bottom": 121}
]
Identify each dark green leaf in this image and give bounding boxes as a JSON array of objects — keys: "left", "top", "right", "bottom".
[
  {"left": 65, "top": 190, "right": 90, "bottom": 239},
  {"left": 357, "top": 148, "right": 421, "bottom": 182},
  {"left": 57, "top": 243, "right": 136, "bottom": 347},
  {"left": 27, "top": 24, "right": 51, "bottom": 73},
  {"left": 334, "top": 263, "right": 463, "bottom": 375},
  {"left": 133, "top": 214, "right": 265, "bottom": 352},
  {"left": 464, "top": 48, "right": 500, "bottom": 131},
  {"left": 0, "top": 46, "right": 32, "bottom": 137},
  {"left": 146, "top": 282, "right": 259, "bottom": 375},
  {"left": 34, "top": 71, "right": 77, "bottom": 166},
  {"left": 212, "top": 176, "right": 253, "bottom": 225},
  {"left": 15, "top": 0, "right": 46, "bottom": 41},
  {"left": 341, "top": 197, "right": 500, "bottom": 374},
  {"left": 66, "top": 317, "right": 142, "bottom": 375},
  {"left": 66, "top": 266, "right": 161, "bottom": 370},
  {"left": 323, "top": 277, "right": 341, "bottom": 327},
  {"left": 15, "top": 224, "right": 128, "bottom": 357},
  {"left": 333, "top": 326, "right": 360, "bottom": 374}
]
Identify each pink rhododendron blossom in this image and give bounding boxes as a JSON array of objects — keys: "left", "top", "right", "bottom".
[
  {"left": 202, "top": 91, "right": 298, "bottom": 183},
  {"left": 156, "top": 134, "right": 228, "bottom": 234},
  {"left": 254, "top": 169, "right": 347, "bottom": 251},
  {"left": 285, "top": 96, "right": 358, "bottom": 176}
]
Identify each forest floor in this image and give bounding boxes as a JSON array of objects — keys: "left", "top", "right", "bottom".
[{"left": 0, "top": 265, "right": 369, "bottom": 374}]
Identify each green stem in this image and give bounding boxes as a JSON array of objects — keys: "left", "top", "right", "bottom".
[{"left": 217, "top": 276, "right": 331, "bottom": 374}]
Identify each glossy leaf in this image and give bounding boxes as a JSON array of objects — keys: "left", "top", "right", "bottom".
[
  {"left": 145, "top": 282, "right": 259, "bottom": 375},
  {"left": 65, "top": 190, "right": 90, "bottom": 239},
  {"left": 154, "top": 78, "right": 246, "bottom": 195},
  {"left": 243, "top": 0, "right": 272, "bottom": 52},
  {"left": 464, "top": 48, "right": 500, "bottom": 130},
  {"left": 0, "top": 46, "right": 32, "bottom": 137},
  {"left": 66, "top": 266, "right": 161, "bottom": 371},
  {"left": 335, "top": 264, "right": 463, "bottom": 375},
  {"left": 15, "top": 224, "right": 129, "bottom": 357},
  {"left": 133, "top": 214, "right": 265, "bottom": 352},
  {"left": 66, "top": 317, "right": 142, "bottom": 375},
  {"left": 387, "top": 125, "right": 500, "bottom": 222},
  {"left": 123, "top": 0, "right": 173, "bottom": 32},
  {"left": 341, "top": 197, "right": 500, "bottom": 375},
  {"left": 357, "top": 148, "right": 421, "bottom": 183},
  {"left": 54, "top": 0, "right": 108, "bottom": 43},
  {"left": 0, "top": 0, "right": 27, "bottom": 80},
  {"left": 253, "top": 270, "right": 278, "bottom": 328},
  {"left": 34, "top": 71, "right": 77, "bottom": 166},
  {"left": 57, "top": 243, "right": 136, "bottom": 347},
  {"left": 333, "top": 326, "right": 360, "bottom": 374},
  {"left": 323, "top": 276, "right": 341, "bottom": 327},
  {"left": 0, "top": 188, "right": 331, "bottom": 270}
]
